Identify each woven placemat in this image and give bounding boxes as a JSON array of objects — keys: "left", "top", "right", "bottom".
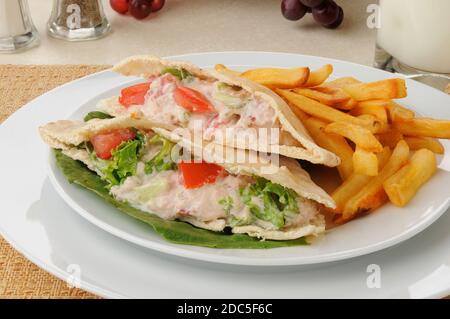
[{"left": 0, "top": 64, "right": 110, "bottom": 299}]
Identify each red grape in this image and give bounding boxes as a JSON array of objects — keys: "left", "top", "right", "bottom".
[
  {"left": 110, "top": 0, "right": 129, "bottom": 14},
  {"left": 151, "top": 0, "right": 165, "bottom": 12},
  {"left": 312, "top": 0, "right": 339, "bottom": 25},
  {"left": 129, "top": 0, "right": 152, "bottom": 19},
  {"left": 281, "top": 0, "right": 307, "bottom": 21},
  {"left": 300, "top": 0, "right": 324, "bottom": 8},
  {"left": 324, "top": 6, "right": 344, "bottom": 29}
]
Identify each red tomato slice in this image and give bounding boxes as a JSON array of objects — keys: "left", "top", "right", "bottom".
[
  {"left": 173, "top": 86, "right": 215, "bottom": 113},
  {"left": 119, "top": 82, "right": 151, "bottom": 108},
  {"left": 179, "top": 161, "right": 224, "bottom": 189},
  {"left": 90, "top": 129, "right": 136, "bottom": 160}
]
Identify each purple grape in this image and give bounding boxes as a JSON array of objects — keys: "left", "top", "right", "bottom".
[
  {"left": 324, "top": 6, "right": 344, "bottom": 29},
  {"left": 129, "top": 0, "right": 152, "bottom": 20},
  {"left": 300, "top": 0, "right": 325, "bottom": 8},
  {"left": 281, "top": 0, "right": 307, "bottom": 21},
  {"left": 312, "top": 0, "right": 339, "bottom": 25}
]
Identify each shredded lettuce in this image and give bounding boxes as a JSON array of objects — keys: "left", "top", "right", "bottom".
[
  {"left": 218, "top": 196, "right": 234, "bottom": 214},
  {"left": 144, "top": 135, "right": 177, "bottom": 174},
  {"left": 83, "top": 111, "right": 113, "bottom": 122},
  {"left": 89, "top": 132, "right": 145, "bottom": 186},
  {"left": 161, "top": 67, "right": 193, "bottom": 80},
  {"left": 240, "top": 178, "right": 299, "bottom": 229}
]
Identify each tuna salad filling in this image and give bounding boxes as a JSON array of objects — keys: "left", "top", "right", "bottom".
[
  {"left": 114, "top": 67, "right": 297, "bottom": 147},
  {"left": 83, "top": 124, "right": 320, "bottom": 232}
]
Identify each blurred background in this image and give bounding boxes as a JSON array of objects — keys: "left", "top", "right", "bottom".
[{"left": 0, "top": 0, "right": 376, "bottom": 65}]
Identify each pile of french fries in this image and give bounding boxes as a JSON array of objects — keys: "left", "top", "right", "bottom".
[{"left": 215, "top": 63, "right": 450, "bottom": 224}]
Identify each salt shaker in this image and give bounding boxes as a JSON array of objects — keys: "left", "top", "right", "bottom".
[
  {"left": 0, "top": 0, "right": 39, "bottom": 53},
  {"left": 47, "top": 0, "right": 111, "bottom": 41}
]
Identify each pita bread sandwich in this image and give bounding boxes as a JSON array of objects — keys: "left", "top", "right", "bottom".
[
  {"left": 97, "top": 55, "right": 340, "bottom": 167},
  {"left": 39, "top": 112, "right": 335, "bottom": 246}
]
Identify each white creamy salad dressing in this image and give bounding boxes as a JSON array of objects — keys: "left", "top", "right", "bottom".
[
  {"left": 131, "top": 74, "right": 282, "bottom": 144},
  {"left": 110, "top": 164, "right": 247, "bottom": 222}
]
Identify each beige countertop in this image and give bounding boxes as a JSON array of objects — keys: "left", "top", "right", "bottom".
[{"left": 0, "top": 0, "right": 377, "bottom": 65}]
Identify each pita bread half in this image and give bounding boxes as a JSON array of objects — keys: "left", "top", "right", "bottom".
[
  {"left": 111, "top": 55, "right": 340, "bottom": 167},
  {"left": 39, "top": 115, "right": 335, "bottom": 209},
  {"left": 39, "top": 115, "right": 333, "bottom": 240}
]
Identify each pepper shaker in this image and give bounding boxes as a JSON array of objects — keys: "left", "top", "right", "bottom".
[
  {"left": 0, "top": 0, "right": 39, "bottom": 53},
  {"left": 47, "top": 0, "right": 111, "bottom": 41}
]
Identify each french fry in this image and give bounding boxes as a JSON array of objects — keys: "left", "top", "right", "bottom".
[
  {"left": 403, "top": 136, "right": 445, "bottom": 155},
  {"left": 293, "top": 86, "right": 356, "bottom": 110},
  {"left": 287, "top": 101, "right": 310, "bottom": 122},
  {"left": 342, "top": 78, "right": 407, "bottom": 101},
  {"left": 358, "top": 99, "right": 391, "bottom": 108},
  {"left": 324, "top": 122, "right": 383, "bottom": 153},
  {"left": 276, "top": 89, "right": 375, "bottom": 130},
  {"left": 323, "top": 76, "right": 361, "bottom": 88},
  {"left": 393, "top": 117, "right": 450, "bottom": 139},
  {"left": 350, "top": 104, "right": 388, "bottom": 124},
  {"left": 341, "top": 140, "right": 410, "bottom": 220},
  {"left": 332, "top": 147, "right": 391, "bottom": 213},
  {"left": 375, "top": 128, "right": 404, "bottom": 148},
  {"left": 386, "top": 102, "right": 415, "bottom": 122},
  {"left": 353, "top": 147, "right": 378, "bottom": 176},
  {"left": 383, "top": 149, "right": 437, "bottom": 207},
  {"left": 240, "top": 67, "right": 310, "bottom": 89},
  {"left": 303, "top": 117, "right": 354, "bottom": 180},
  {"left": 304, "top": 64, "right": 333, "bottom": 87},
  {"left": 214, "top": 64, "right": 241, "bottom": 76}
]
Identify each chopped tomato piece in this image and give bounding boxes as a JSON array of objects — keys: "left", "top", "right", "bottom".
[
  {"left": 179, "top": 161, "right": 224, "bottom": 189},
  {"left": 90, "top": 129, "right": 136, "bottom": 160},
  {"left": 119, "top": 82, "right": 151, "bottom": 108},
  {"left": 173, "top": 86, "right": 215, "bottom": 113}
]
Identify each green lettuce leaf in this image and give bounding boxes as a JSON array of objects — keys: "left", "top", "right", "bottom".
[
  {"left": 91, "top": 137, "right": 142, "bottom": 186},
  {"left": 83, "top": 111, "right": 113, "bottom": 122},
  {"left": 54, "top": 150, "right": 307, "bottom": 248},
  {"left": 160, "top": 67, "right": 193, "bottom": 80},
  {"left": 144, "top": 135, "right": 177, "bottom": 174},
  {"left": 240, "top": 178, "right": 299, "bottom": 229}
]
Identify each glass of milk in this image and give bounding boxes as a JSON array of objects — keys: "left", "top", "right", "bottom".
[
  {"left": 0, "top": 0, "right": 39, "bottom": 53},
  {"left": 375, "top": 0, "right": 450, "bottom": 75}
]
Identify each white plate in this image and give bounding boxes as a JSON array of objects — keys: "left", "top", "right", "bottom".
[
  {"left": 47, "top": 52, "right": 450, "bottom": 266},
  {"left": 1, "top": 52, "right": 450, "bottom": 298}
]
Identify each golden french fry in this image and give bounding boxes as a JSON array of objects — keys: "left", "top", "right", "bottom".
[
  {"left": 342, "top": 79, "right": 407, "bottom": 101},
  {"left": 304, "top": 117, "right": 354, "bottom": 180},
  {"left": 287, "top": 101, "right": 310, "bottom": 122},
  {"left": 332, "top": 147, "right": 391, "bottom": 213},
  {"left": 350, "top": 104, "right": 388, "bottom": 124},
  {"left": 341, "top": 140, "right": 410, "bottom": 220},
  {"left": 276, "top": 89, "right": 375, "bottom": 130},
  {"left": 358, "top": 99, "right": 391, "bottom": 108},
  {"left": 324, "top": 122, "right": 383, "bottom": 153},
  {"left": 323, "top": 76, "right": 361, "bottom": 88},
  {"left": 240, "top": 67, "right": 310, "bottom": 89},
  {"left": 383, "top": 149, "right": 437, "bottom": 207},
  {"left": 353, "top": 147, "right": 378, "bottom": 176},
  {"left": 214, "top": 64, "right": 241, "bottom": 76},
  {"left": 293, "top": 86, "right": 355, "bottom": 110},
  {"left": 375, "top": 128, "right": 404, "bottom": 148},
  {"left": 386, "top": 102, "right": 415, "bottom": 122},
  {"left": 393, "top": 117, "right": 450, "bottom": 139},
  {"left": 403, "top": 136, "right": 445, "bottom": 155},
  {"left": 304, "top": 64, "right": 333, "bottom": 87}
]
